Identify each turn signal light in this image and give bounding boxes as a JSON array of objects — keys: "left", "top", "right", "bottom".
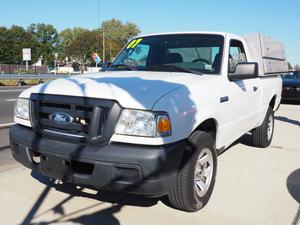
[{"left": 157, "top": 115, "right": 171, "bottom": 136}]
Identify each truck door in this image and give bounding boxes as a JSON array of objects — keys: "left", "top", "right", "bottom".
[{"left": 222, "top": 39, "right": 261, "bottom": 144}]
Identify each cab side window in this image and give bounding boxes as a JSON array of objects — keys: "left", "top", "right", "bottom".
[{"left": 228, "top": 40, "right": 247, "bottom": 73}]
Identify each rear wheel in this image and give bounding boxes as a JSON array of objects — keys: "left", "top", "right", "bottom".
[
  {"left": 168, "top": 131, "right": 217, "bottom": 212},
  {"left": 252, "top": 106, "right": 274, "bottom": 148}
]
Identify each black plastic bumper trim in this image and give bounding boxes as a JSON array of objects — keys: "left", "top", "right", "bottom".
[{"left": 9, "top": 124, "right": 186, "bottom": 197}]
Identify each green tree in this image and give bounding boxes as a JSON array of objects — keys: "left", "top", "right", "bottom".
[
  {"left": 287, "top": 62, "right": 293, "bottom": 71},
  {"left": 0, "top": 27, "right": 11, "bottom": 64},
  {"left": 9, "top": 26, "right": 39, "bottom": 64},
  {"left": 27, "top": 23, "right": 58, "bottom": 66},
  {"left": 65, "top": 31, "right": 101, "bottom": 66},
  {"left": 64, "top": 30, "right": 122, "bottom": 66},
  {"left": 105, "top": 39, "right": 122, "bottom": 61},
  {"left": 54, "top": 19, "right": 140, "bottom": 65},
  {"left": 101, "top": 19, "right": 141, "bottom": 47},
  {"left": 0, "top": 26, "right": 38, "bottom": 64},
  {"left": 57, "top": 27, "right": 88, "bottom": 59}
]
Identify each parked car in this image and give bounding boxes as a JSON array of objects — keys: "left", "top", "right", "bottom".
[
  {"left": 50, "top": 66, "right": 74, "bottom": 74},
  {"left": 282, "top": 72, "right": 300, "bottom": 101},
  {"left": 10, "top": 32, "right": 286, "bottom": 212}
]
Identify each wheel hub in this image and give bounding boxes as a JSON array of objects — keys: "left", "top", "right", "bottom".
[
  {"left": 267, "top": 114, "right": 273, "bottom": 141},
  {"left": 194, "top": 148, "right": 213, "bottom": 197}
]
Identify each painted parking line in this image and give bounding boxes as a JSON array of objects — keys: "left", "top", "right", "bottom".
[
  {"left": 0, "top": 122, "right": 15, "bottom": 128},
  {"left": 5, "top": 99, "right": 17, "bottom": 102},
  {"left": 0, "top": 89, "right": 24, "bottom": 93}
]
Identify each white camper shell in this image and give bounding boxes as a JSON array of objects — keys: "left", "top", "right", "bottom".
[{"left": 244, "top": 34, "right": 288, "bottom": 75}]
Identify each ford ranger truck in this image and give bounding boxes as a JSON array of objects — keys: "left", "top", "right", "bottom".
[{"left": 10, "top": 32, "right": 286, "bottom": 212}]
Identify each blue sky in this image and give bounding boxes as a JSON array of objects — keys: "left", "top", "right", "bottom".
[{"left": 1, "top": 0, "right": 299, "bottom": 65}]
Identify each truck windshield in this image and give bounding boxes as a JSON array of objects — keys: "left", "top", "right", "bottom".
[{"left": 108, "top": 34, "right": 224, "bottom": 75}]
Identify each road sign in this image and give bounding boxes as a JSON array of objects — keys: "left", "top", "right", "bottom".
[
  {"left": 22, "top": 48, "right": 31, "bottom": 61},
  {"left": 92, "top": 53, "right": 101, "bottom": 64}
]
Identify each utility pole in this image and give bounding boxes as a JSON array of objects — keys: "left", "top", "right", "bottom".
[
  {"left": 98, "top": 0, "right": 105, "bottom": 62},
  {"left": 25, "top": 60, "right": 29, "bottom": 72},
  {"left": 110, "top": 43, "right": 112, "bottom": 60},
  {"left": 98, "top": 0, "right": 100, "bottom": 29},
  {"left": 103, "top": 31, "right": 105, "bottom": 62}
]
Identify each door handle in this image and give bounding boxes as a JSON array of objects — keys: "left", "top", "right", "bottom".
[
  {"left": 253, "top": 86, "right": 258, "bottom": 92},
  {"left": 220, "top": 96, "right": 229, "bottom": 103}
]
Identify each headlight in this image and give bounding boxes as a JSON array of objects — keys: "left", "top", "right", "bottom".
[
  {"left": 115, "top": 109, "right": 171, "bottom": 137},
  {"left": 14, "top": 98, "right": 30, "bottom": 120}
]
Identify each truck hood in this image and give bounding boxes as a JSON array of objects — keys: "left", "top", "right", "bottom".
[{"left": 20, "top": 71, "right": 196, "bottom": 109}]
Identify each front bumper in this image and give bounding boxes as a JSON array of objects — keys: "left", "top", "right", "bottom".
[{"left": 9, "top": 125, "right": 185, "bottom": 197}]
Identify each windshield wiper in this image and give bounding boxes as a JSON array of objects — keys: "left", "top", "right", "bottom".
[
  {"left": 146, "top": 64, "right": 203, "bottom": 75},
  {"left": 109, "top": 64, "right": 134, "bottom": 71}
]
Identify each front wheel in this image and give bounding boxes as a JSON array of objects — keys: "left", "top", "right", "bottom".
[
  {"left": 168, "top": 131, "right": 217, "bottom": 212},
  {"left": 252, "top": 106, "right": 274, "bottom": 148}
]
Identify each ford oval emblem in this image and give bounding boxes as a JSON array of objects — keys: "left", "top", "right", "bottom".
[{"left": 50, "top": 112, "right": 73, "bottom": 125}]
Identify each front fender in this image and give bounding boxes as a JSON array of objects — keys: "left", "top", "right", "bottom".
[{"left": 152, "top": 86, "right": 221, "bottom": 147}]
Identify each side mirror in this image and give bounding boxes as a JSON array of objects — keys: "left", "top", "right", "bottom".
[
  {"left": 101, "top": 62, "right": 112, "bottom": 72},
  {"left": 228, "top": 62, "right": 258, "bottom": 81}
]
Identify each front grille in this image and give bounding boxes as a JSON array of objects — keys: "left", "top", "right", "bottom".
[
  {"left": 98, "top": 108, "right": 110, "bottom": 137},
  {"left": 115, "top": 167, "right": 140, "bottom": 183},
  {"left": 284, "top": 86, "right": 300, "bottom": 92},
  {"left": 39, "top": 101, "right": 94, "bottom": 137},
  {"left": 30, "top": 94, "right": 122, "bottom": 144}
]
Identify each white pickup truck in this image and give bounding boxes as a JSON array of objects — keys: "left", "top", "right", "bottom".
[{"left": 10, "top": 32, "right": 287, "bottom": 212}]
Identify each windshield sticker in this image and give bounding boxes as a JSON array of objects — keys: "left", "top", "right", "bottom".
[
  {"left": 126, "top": 38, "right": 143, "bottom": 49},
  {"left": 126, "top": 39, "right": 136, "bottom": 49},
  {"left": 131, "top": 38, "right": 143, "bottom": 48}
]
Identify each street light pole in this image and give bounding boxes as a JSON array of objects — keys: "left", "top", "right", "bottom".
[
  {"left": 103, "top": 30, "right": 105, "bottom": 62},
  {"left": 98, "top": 0, "right": 105, "bottom": 63},
  {"left": 110, "top": 43, "right": 112, "bottom": 59}
]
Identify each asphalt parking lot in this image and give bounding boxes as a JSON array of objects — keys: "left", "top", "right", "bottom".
[
  {"left": 0, "top": 86, "right": 29, "bottom": 173},
  {"left": 0, "top": 86, "right": 28, "bottom": 125},
  {"left": 0, "top": 95, "right": 299, "bottom": 224}
]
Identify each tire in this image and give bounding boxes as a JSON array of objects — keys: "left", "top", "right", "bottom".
[
  {"left": 252, "top": 106, "right": 274, "bottom": 148},
  {"left": 168, "top": 131, "right": 217, "bottom": 212}
]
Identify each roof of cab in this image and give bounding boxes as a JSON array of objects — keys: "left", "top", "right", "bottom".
[{"left": 135, "top": 31, "right": 230, "bottom": 39}]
